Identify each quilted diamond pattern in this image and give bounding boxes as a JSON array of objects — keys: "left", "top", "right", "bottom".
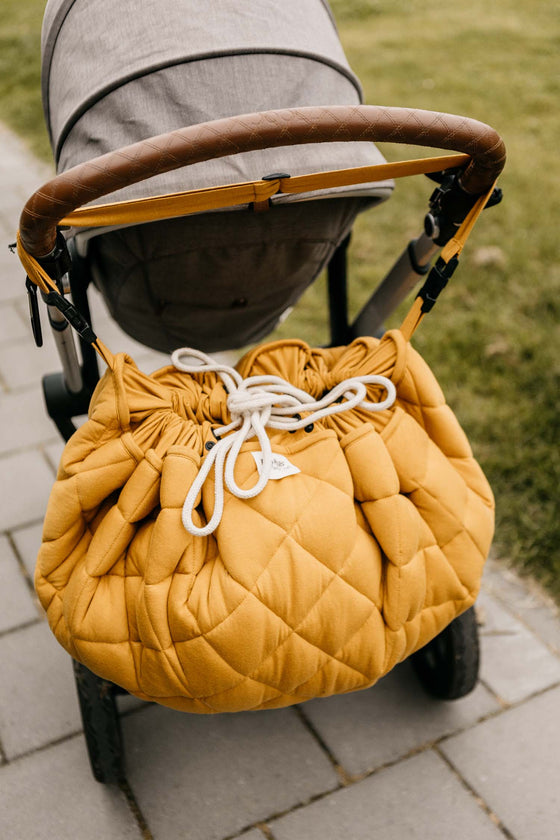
[{"left": 35, "top": 330, "right": 494, "bottom": 712}]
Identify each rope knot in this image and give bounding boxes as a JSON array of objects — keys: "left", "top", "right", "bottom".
[
  {"left": 226, "top": 385, "right": 278, "bottom": 421},
  {"left": 171, "top": 348, "right": 397, "bottom": 536}
]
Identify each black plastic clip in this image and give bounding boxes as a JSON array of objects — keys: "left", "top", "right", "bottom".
[
  {"left": 485, "top": 186, "right": 503, "bottom": 209},
  {"left": 38, "top": 231, "right": 72, "bottom": 289},
  {"left": 417, "top": 255, "right": 459, "bottom": 313},
  {"left": 43, "top": 288, "right": 97, "bottom": 344},
  {"left": 26, "top": 277, "right": 43, "bottom": 347}
]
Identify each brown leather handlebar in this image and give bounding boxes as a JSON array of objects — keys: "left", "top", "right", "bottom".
[{"left": 19, "top": 105, "right": 506, "bottom": 257}]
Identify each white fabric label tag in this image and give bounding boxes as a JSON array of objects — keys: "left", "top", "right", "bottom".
[{"left": 251, "top": 451, "right": 301, "bottom": 480}]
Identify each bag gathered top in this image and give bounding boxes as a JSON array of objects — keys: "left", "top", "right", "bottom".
[{"left": 16, "top": 104, "right": 505, "bottom": 714}]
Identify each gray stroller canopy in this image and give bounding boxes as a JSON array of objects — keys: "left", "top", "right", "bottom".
[{"left": 41, "top": 0, "right": 394, "bottom": 353}]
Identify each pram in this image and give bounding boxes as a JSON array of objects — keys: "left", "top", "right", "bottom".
[{"left": 17, "top": 0, "right": 505, "bottom": 783}]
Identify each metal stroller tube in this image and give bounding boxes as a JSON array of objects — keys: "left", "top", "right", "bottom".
[
  {"left": 45, "top": 303, "right": 83, "bottom": 393},
  {"left": 19, "top": 105, "right": 506, "bottom": 259}
]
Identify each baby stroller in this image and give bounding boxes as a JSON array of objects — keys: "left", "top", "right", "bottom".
[{"left": 18, "top": 0, "right": 505, "bottom": 783}]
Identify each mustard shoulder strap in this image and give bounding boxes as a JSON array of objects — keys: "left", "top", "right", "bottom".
[
  {"left": 17, "top": 153, "right": 494, "bottom": 359},
  {"left": 59, "top": 154, "right": 470, "bottom": 229}
]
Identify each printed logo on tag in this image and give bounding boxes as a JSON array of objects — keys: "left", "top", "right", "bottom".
[{"left": 251, "top": 451, "right": 301, "bottom": 480}]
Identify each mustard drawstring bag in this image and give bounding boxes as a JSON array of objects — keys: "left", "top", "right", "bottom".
[{"left": 32, "top": 316, "right": 493, "bottom": 713}]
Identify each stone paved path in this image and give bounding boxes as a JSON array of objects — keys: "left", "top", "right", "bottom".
[{"left": 1, "top": 122, "right": 559, "bottom": 840}]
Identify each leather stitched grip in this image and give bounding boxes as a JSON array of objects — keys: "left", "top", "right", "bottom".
[{"left": 19, "top": 105, "right": 506, "bottom": 257}]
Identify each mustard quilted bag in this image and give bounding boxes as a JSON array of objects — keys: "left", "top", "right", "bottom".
[{"left": 35, "top": 324, "right": 493, "bottom": 713}]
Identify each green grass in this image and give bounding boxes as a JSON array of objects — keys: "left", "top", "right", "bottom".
[
  {"left": 1, "top": 0, "right": 559, "bottom": 598},
  {"left": 0, "top": 0, "right": 49, "bottom": 160}
]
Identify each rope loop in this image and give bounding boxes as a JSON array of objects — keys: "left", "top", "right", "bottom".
[{"left": 171, "top": 348, "right": 397, "bottom": 536}]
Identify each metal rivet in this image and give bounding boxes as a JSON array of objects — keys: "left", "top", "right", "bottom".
[{"left": 205, "top": 441, "right": 215, "bottom": 451}]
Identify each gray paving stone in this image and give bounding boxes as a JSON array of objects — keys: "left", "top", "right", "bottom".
[
  {"left": 89, "top": 316, "right": 170, "bottom": 372},
  {"left": 0, "top": 124, "right": 52, "bottom": 187},
  {"left": 0, "top": 335, "right": 61, "bottom": 390},
  {"left": 10, "top": 520, "right": 43, "bottom": 578},
  {"left": 44, "top": 438, "right": 66, "bottom": 472},
  {"left": 477, "top": 591, "right": 560, "bottom": 704},
  {"left": 0, "top": 164, "right": 42, "bottom": 191},
  {"left": 84, "top": 291, "right": 158, "bottom": 357},
  {"left": 0, "top": 387, "right": 57, "bottom": 455},
  {"left": 14, "top": 295, "right": 39, "bottom": 339},
  {"left": 0, "top": 165, "right": 50, "bottom": 198},
  {"left": 0, "top": 536, "right": 38, "bottom": 632},
  {"left": 441, "top": 685, "right": 560, "bottom": 840},
  {"left": 123, "top": 703, "right": 339, "bottom": 840},
  {"left": 231, "top": 831, "right": 268, "bottom": 840},
  {"left": 0, "top": 736, "right": 140, "bottom": 840},
  {"left": 86, "top": 285, "right": 113, "bottom": 322},
  {"left": 0, "top": 245, "right": 23, "bottom": 303},
  {"left": 134, "top": 349, "right": 173, "bottom": 374},
  {"left": 0, "top": 449, "right": 54, "bottom": 530},
  {"left": 483, "top": 557, "right": 560, "bottom": 654},
  {"left": 268, "top": 750, "right": 504, "bottom": 840},
  {"left": 0, "top": 621, "right": 81, "bottom": 759},
  {"left": 300, "top": 661, "right": 499, "bottom": 777},
  {"left": 0, "top": 215, "right": 13, "bottom": 240},
  {"left": 89, "top": 315, "right": 155, "bottom": 359},
  {"left": 0, "top": 212, "right": 15, "bottom": 241},
  {"left": 0, "top": 197, "right": 28, "bottom": 236},
  {"left": 0, "top": 303, "right": 28, "bottom": 343}
]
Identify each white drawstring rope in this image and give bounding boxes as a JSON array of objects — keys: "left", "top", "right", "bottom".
[{"left": 171, "top": 348, "right": 397, "bottom": 536}]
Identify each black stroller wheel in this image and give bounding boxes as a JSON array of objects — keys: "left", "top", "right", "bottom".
[
  {"left": 72, "top": 660, "right": 125, "bottom": 784},
  {"left": 410, "top": 607, "right": 480, "bottom": 700}
]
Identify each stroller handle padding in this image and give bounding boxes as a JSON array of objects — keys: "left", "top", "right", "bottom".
[{"left": 19, "top": 105, "right": 505, "bottom": 258}]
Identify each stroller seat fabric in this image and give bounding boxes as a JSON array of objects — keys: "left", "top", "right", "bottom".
[
  {"left": 35, "top": 331, "right": 494, "bottom": 713},
  {"left": 88, "top": 198, "right": 367, "bottom": 353}
]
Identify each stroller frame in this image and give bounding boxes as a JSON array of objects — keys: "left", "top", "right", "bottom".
[{"left": 18, "top": 104, "right": 505, "bottom": 784}]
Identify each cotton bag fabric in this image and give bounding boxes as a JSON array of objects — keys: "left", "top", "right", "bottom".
[{"left": 35, "top": 327, "right": 494, "bottom": 713}]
